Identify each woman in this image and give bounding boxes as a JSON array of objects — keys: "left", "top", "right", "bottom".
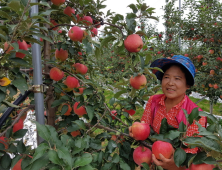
[{"left": 130, "top": 55, "right": 207, "bottom": 170}]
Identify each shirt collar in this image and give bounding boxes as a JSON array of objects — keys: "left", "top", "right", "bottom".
[{"left": 159, "top": 94, "right": 186, "bottom": 109}]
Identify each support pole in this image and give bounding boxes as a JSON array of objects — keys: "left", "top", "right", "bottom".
[{"left": 30, "top": 1, "right": 45, "bottom": 145}]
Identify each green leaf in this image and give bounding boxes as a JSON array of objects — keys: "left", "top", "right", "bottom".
[
  {"left": 0, "top": 91, "right": 6, "bottom": 103},
  {"left": 164, "top": 130, "right": 181, "bottom": 140},
  {"left": 199, "top": 111, "right": 217, "bottom": 122},
  {"left": 174, "top": 148, "right": 186, "bottom": 167},
  {"left": 48, "top": 150, "right": 64, "bottom": 165},
  {"left": 21, "top": 0, "right": 29, "bottom": 6},
  {"left": 95, "top": 47, "right": 101, "bottom": 59},
  {"left": 11, "top": 42, "right": 19, "bottom": 52},
  {"left": 0, "top": 11, "right": 12, "bottom": 20},
  {"left": 140, "top": 56, "right": 145, "bottom": 69},
  {"left": 114, "top": 90, "right": 127, "bottom": 99},
  {"left": 106, "top": 140, "right": 117, "bottom": 153},
  {"left": 136, "top": 30, "right": 147, "bottom": 36},
  {"left": 159, "top": 118, "right": 168, "bottom": 134},
  {"left": 120, "top": 159, "right": 131, "bottom": 170},
  {"left": 109, "top": 97, "right": 116, "bottom": 106},
  {"left": 86, "top": 105, "right": 94, "bottom": 121},
  {"left": 17, "top": 139, "right": 26, "bottom": 153},
  {"left": 90, "top": 138, "right": 102, "bottom": 150},
  {"left": 0, "top": 153, "right": 11, "bottom": 169},
  {"left": 32, "top": 33, "right": 53, "bottom": 43},
  {"left": 73, "top": 120, "right": 86, "bottom": 130},
  {"left": 126, "top": 17, "right": 136, "bottom": 33},
  {"left": 112, "top": 153, "right": 120, "bottom": 163},
  {"left": 188, "top": 107, "right": 200, "bottom": 125},
  {"left": 51, "top": 98, "right": 66, "bottom": 108},
  {"left": 25, "top": 154, "right": 49, "bottom": 170},
  {"left": 31, "top": 143, "right": 49, "bottom": 163},
  {"left": 8, "top": 85, "right": 17, "bottom": 97},
  {"left": 12, "top": 78, "right": 28, "bottom": 94},
  {"left": 192, "top": 152, "right": 207, "bottom": 164},
  {"left": 128, "top": 4, "right": 138, "bottom": 13},
  {"left": 8, "top": 58, "right": 29, "bottom": 65},
  {"left": 141, "top": 163, "right": 150, "bottom": 170},
  {"left": 82, "top": 38, "right": 93, "bottom": 54},
  {"left": 74, "top": 153, "right": 92, "bottom": 167},
  {"left": 35, "top": 121, "right": 50, "bottom": 141},
  {"left": 57, "top": 146, "right": 72, "bottom": 168},
  {"left": 183, "top": 137, "right": 221, "bottom": 152},
  {"left": 178, "top": 121, "right": 186, "bottom": 132},
  {"left": 61, "top": 105, "right": 68, "bottom": 115},
  {"left": 40, "top": 9, "right": 58, "bottom": 16},
  {"left": 13, "top": 129, "right": 28, "bottom": 138},
  {"left": 79, "top": 165, "right": 94, "bottom": 170},
  {"left": 11, "top": 155, "right": 23, "bottom": 169},
  {"left": 100, "top": 36, "right": 116, "bottom": 48},
  {"left": 8, "top": 1, "right": 21, "bottom": 14}
]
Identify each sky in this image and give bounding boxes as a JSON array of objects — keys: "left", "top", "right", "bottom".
[{"left": 101, "top": 0, "right": 167, "bottom": 32}]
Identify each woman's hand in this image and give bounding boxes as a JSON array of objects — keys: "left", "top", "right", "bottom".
[
  {"left": 129, "top": 121, "right": 145, "bottom": 138},
  {"left": 152, "top": 153, "right": 186, "bottom": 170}
]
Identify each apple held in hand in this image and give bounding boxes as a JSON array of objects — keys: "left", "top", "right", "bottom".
[
  {"left": 133, "top": 146, "right": 152, "bottom": 167},
  {"left": 189, "top": 163, "right": 215, "bottom": 170},
  {"left": 130, "top": 74, "right": 147, "bottom": 89},
  {"left": 152, "top": 141, "right": 174, "bottom": 160},
  {"left": 131, "top": 122, "right": 150, "bottom": 140},
  {"left": 124, "top": 34, "right": 143, "bottom": 52}
]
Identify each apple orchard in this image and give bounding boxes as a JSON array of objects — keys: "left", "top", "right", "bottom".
[{"left": 0, "top": 0, "right": 222, "bottom": 170}]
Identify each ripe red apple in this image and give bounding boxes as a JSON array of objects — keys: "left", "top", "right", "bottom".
[
  {"left": 213, "top": 84, "right": 219, "bottom": 89},
  {"left": 12, "top": 158, "right": 23, "bottom": 170},
  {"left": 50, "top": 0, "right": 65, "bottom": 6},
  {"left": 131, "top": 122, "right": 150, "bottom": 140},
  {"left": 133, "top": 146, "right": 152, "bottom": 167},
  {"left": 64, "top": 6, "right": 75, "bottom": 16},
  {"left": 152, "top": 141, "right": 174, "bottom": 160},
  {"left": 73, "top": 83, "right": 85, "bottom": 94},
  {"left": 94, "top": 21, "right": 101, "bottom": 28},
  {"left": 50, "top": 19, "right": 59, "bottom": 30},
  {"left": 0, "top": 136, "right": 8, "bottom": 149},
  {"left": 210, "top": 70, "right": 215, "bottom": 75},
  {"left": 13, "top": 119, "right": 24, "bottom": 133},
  {"left": 158, "top": 34, "right": 162, "bottom": 38},
  {"left": 184, "top": 54, "right": 189, "bottom": 57},
  {"left": 82, "top": 16, "right": 93, "bottom": 25},
  {"left": 209, "top": 49, "right": 214, "bottom": 54},
  {"left": 50, "top": 67, "right": 64, "bottom": 81},
  {"left": 73, "top": 102, "right": 87, "bottom": 116},
  {"left": 71, "top": 130, "right": 81, "bottom": 137},
  {"left": 157, "top": 51, "right": 161, "bottom": 54},
  {"left": 189, "top": 163, "right": 215, "bottom": 170},
  {"left": 91, "top": 27, "right": 98, "bottom": 37},
  {"left": 73, "top": 63, "right": 88, "bottom": 75},
  {"left": 55, "top": 48, "right": 68, "bottom": 62},
  {"left": 111, "top": 110, "right": 117, "bottom": 120},
  {"left": 124, "top": 34, "right": 143, "bottom": 52},
  {"left": 4, "top": 40, "right": 28, "bottom": 59},
  {"left": 64, "top": 76, "right": 79, "bottom": 89},
  {"left": 68, "top": 26, "right": 84, "bottom": 42},
  {"left": 130, "top": 74, "right": 147, "bottom": 89},
  {"left": 111, "top": 135, "right": 117, "bottom": 141},
  {"left": 124, "top": 109, "right": 136, "bottom": 116}
]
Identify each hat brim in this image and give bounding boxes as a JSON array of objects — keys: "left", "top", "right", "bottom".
[{"left": 150, "top": 58, "right": 194, "bottom": 86}]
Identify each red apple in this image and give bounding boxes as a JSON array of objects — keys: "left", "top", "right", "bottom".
[
  {"left": 210, "top": 70, "right": 215, "bottom": 75},
  {"left": 73, "top": 83, "right": 85, "bottom": 94},
  {"left": 72, "top": 63, "right": 88, "bottom": 75},
  {"left": 50, "top": 67, "right": 64, "bottom": 81},
  {"left": 94, "top": 21, "right": 101, "bottom": 28},
  {"left": 213, "top": 84, "right": 219, "bottom": 89},
  {"left": 91, "top": 27, "right": 98, "bottom": 37},
  {"left": 124, "top": 109, "right": 136, "bottom": 116},
  {"left": 64, "top": 6, "right": 75, "bottom": 16},
  {"left": 73, "top": 102, "right": 87, "bottom": 116},
  {"left": 152, "top": 141, "right": 174, "bottom": 160},
  {"left": 71, "top": 130, "right": 81, "bottom": 137},
  {"left": 184, "top": 54, "right": 189, "bottom": 57},
  {"left": 82, "top": 16, "right": 93, "bottom": 26},
  {"left": 111, "top": 110, "right": 117, "bottom": 120},
  {"left": 68, "top": 26, "right": 84, "bottom": 42},
  {"left": 50, "top": 0, "right": 65, "bottom": 6},
  {"left": 124, "top": 34, "right": 143, "bottom": 52},
  {"left": 209, "top": 49, "right": 214, "bottom": 54},
  {"left": 131, "top": 122, "right": 150, "bottom": 141},
  {"left": 13, "top": 119, "right": 24, "bottom": 133},
  {"left": 64, "top": 76, "right": 79, "bottom": 89},
  {"left": 130, "top": 74, "right": 147, "bottom": 89},
  {"left": 189, "top": 163, "right": 215, "bottom": 170},
  {"left": 133, "top": 146, "right": 152, "bottom": 167},
  {"left": 111, "top": 135, "right": 117, "bottom": 141},
  {"left": 55, "top": 48, "right": 68, "bottom": 62}
]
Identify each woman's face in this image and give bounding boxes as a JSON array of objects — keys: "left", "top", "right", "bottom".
[{"left": 161, "top": 65, "right": 190, "bottom": 102}]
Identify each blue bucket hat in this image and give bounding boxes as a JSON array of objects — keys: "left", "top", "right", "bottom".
[{"left": 150, "top": 55, "right": 196, "bottom": 86}]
